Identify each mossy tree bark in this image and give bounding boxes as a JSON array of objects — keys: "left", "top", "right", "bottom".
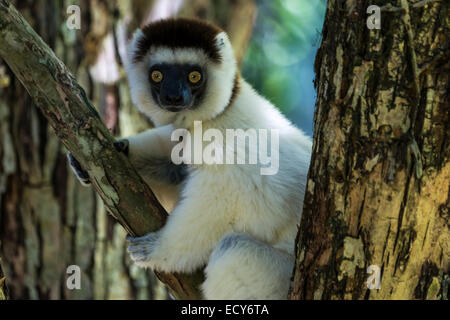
[
  {"left": 290, "top": 0, "right": 449, "bottom": 300},
  {"left": 0, "top": 259, "right": 8, "bottom": 299}
]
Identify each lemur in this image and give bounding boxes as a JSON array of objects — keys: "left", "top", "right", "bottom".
[{"left": 69, "top": 18, "right": 312, "bottom": 299}]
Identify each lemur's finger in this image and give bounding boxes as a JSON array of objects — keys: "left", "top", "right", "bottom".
[
  {"left": 114, "top": 139, "right": 130, "bottom": 155},
  {"left": 126, "top": 233, "right": 152, "bottom": 243},
  {"left": 67, "top": 152, "right": 91, "bottom": 186},
  {"left": 130, "top": 251, "right": 151, "bottom": 262},
  {"left": 168, "top": 164, "right": 187, "bottom": 184},
  {"left": 126, "top": 235, "right": 146, "bottom": 244},
  {"left": 127, "top": 243, "right": 151, "bottom": 254}
]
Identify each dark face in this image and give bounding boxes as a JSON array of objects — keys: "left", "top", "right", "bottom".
[{"left": 149, "top": 63, "right": 206, "bottom": 112}]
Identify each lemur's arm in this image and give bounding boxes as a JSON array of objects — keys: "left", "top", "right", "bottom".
[
  {"left": 126, "top": 124, "right": 187, "bottom": 185},
  {"left": 68, "top": 124, "right": 186, "bottom": 186}
]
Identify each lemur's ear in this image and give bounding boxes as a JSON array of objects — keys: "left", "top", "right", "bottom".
[
  {"left": 216, "top": 34, "right": 226, "bottom": 48},
  {"left": 127, "top": 29, "right": 145, "bottom": 66},
  {"left": 214, "top": 32, "right": 236, "bottom": 66}
]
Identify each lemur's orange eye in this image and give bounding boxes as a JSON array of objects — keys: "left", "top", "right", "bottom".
[
  {"left": 188, "top": 71, "right": 202, "bottom": 84},
  {"left": 151, "top": 70, "right": 163, "bottom": 83}
]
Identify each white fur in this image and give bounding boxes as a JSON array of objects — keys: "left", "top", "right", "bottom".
[
  {"left": 203, "top": 233, "right": 294, "bottom": 299},
  {"left": 124, "top": 25, "right": 312, "bottom": 300}
]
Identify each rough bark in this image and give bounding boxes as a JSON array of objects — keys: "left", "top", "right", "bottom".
[
  {"left": 0, "top": 1, "right": 202, "bottom": 299},
  {"left": 0, "top": 259, "right": 8, "bottom": 299},
  {"left": 0, "top": 0, "right": 98, "bottom": 300},
  {"left": 290, "top": 0, "right": 449, "bottom": 300}
]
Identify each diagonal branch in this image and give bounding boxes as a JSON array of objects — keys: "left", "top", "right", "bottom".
[{"left": 0, "top": 0, "right": 203, "bottom": 299}]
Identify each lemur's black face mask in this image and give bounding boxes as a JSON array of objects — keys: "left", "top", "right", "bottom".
[{"left": 149, "top": 63, "right": 206, "bottom": 112}]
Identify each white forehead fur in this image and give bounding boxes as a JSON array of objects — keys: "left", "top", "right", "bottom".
[
  {"left": 146, "top": 47, "right": 210, "bottom": 66},
  {"left": 126, "top": 30, "right": 237, "bottom": 128}
]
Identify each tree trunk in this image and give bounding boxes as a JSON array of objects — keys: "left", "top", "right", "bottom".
[{"left": 290, "top": 0, "right": 449, "bottom": 300}]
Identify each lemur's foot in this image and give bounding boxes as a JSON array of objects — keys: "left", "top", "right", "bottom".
[
  {"left": 67, "top": 139, "right": 130, "bottom": 186},
  {"left": 126, "top": 232, "right": 159, "bottom": 267}
]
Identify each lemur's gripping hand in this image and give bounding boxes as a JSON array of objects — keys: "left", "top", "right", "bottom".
[
  {"left": 67, "top": 139, "right": 130, "bottom": 186},
  {"left": 126, "top": 232, "right": 159, "bottom": 268},
  {"left": 67, "top": 152, "right": 91, "bottom": 186}
]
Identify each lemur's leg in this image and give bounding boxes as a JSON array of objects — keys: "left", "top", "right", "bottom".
[
  {"left": 201, "top": 233, "right": 294, "bottom": 300},
  {"left": 68, "top": 124, "right": 186, "bottom": 186}
]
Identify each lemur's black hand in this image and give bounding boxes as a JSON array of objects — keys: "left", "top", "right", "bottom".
[
  {"left": 113, "top": 139, "right": 130, "bottom": 155},
  {"left": 67, "top": 152, "right": 91, "bottom": 186},
  {"left": 168, "top": 163, "right": 188, "bottom": 184},
  {"left": 67, "top": 139, "right": 130, "bottom": 186}
]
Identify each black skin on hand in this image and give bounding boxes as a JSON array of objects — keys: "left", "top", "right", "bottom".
[
  {"left": 114, "top": 139, "right": 129, "bottom": 155},
  {"left": 67, "top": 152, "right": 90, "bottom": 182}
]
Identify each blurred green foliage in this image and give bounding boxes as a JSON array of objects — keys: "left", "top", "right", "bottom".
[{"left": 242, "top": 0, "right": 326, "bottom": 136}]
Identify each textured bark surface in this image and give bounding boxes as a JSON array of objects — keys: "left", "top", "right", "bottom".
[
  {"left": 0, "top": 259, "right": 8, "bottom": 299},
  {"left": 290, "top": 0, "right": 449, "bottom": 300}
]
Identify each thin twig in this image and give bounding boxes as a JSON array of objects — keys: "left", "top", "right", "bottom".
[
  {"left": 401, "top": 0, "right": 421, "bottom": 96},
  {"left": 381, "top": 3, "right": 405, "bottom": 12},
  {"left": 381, "top": 0, "right": 435, "bottom": 12},
  {"left": 418, "top": 47, "right": 450, "bottom": 75},
  {"left": 412, "top": 0, "right": 433, "bottom": 8}
]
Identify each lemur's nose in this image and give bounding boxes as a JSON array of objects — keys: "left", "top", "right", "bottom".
[{"left": 165, "top": 94, "right": 184, "bottom": 106}]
